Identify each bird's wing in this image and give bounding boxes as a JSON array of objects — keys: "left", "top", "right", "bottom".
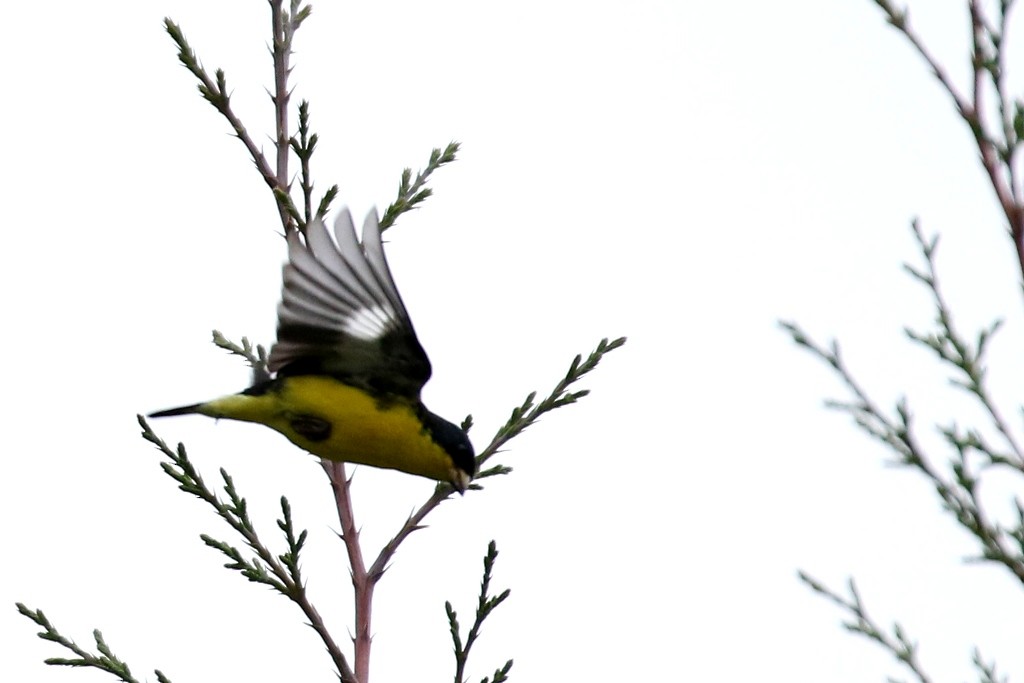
[{"left": 268, "top": 208, "right": 432, "bottom": 399}]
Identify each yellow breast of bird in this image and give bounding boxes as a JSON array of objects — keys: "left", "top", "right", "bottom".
[{"left": 204, "top": 375, "right": 454, "bottom": 481}]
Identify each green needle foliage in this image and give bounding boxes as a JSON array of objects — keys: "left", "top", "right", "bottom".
[
  {"left": 796, "top": 575, "right": 934, "bottom": 683},
  {"left": 379, "top": 142, "right": 461, "bottom": 232},
  {"left": 290, "top": 100, "right": 339, "bottom": 226},
  {"left": 15, "top": 2, "right": 626, "bottom": 682},
  {"left": 211, "top": 330, "right": 270, "bottom": 383},
  {"left": 474, "top": 335, "right": 627, "bottom": 482},
  {"left": 15, "top": 604, "right": 172, "bottom": 683},
  {"left": 446, "top": 542, "right": 513, "bottom": 683}
]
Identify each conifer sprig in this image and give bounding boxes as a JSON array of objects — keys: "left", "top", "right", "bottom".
[
  {"left": 796, "top": 574, "right": 934, "bottom": 683},
  {"left": 290, "top": 100, "right": 339, "bottom": 226},
  {"left": 14, "top": 604, "right": 172, "bottom": 683},
  {"left": 900, "top": 221, "right": 1022, "bottom": 470},
  {"left": 481, "top": 660, "right": 514, "bottom": 683},
  {"left": 478, "top": 336, "right": 628, "bottom": 471},
  {"left": 163, "top": 18, "right": 290, "bottom": 226},
  {"left": 380, "top": 142, "right": 461, "bottom": 232},
  {"left": 212, "top": 330, "right": 270, "bottom": 383},
  {"left": 446, "top": 541, "right": 512, "bottom": 683},
  {"left": 137, "top": 417, "right": 357, "bottom": 683}
]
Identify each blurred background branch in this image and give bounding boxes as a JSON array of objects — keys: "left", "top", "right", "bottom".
[{"left": 785, "top": 2, "right": 1024, "bottom": 680}]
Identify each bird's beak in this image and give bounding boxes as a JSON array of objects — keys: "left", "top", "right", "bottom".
[{"left": 450, "top": 469, "right": 471, "bottom": 495}]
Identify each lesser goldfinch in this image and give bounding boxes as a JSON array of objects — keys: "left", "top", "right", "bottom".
[{"left": 150, "top": 208, "right": 475, "bottom": 492}]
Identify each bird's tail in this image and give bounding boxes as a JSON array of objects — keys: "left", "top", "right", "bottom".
[{"left": 149, "top": 403, "right": 205, "bottom": 418}]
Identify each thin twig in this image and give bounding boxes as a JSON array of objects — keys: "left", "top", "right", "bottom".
[
  {"left": 164, "top": 19, "right": 284, "bottom": 211},
  {"left": 871, "top": 0, "right": 1024, "bottom": 279},
  {"left": 902, "top": 221, "right": 1024, "bottom": 467},
  {"left": 798, "top": 574, "right": 935, "bottom": 683},
  {"left": 972, "top": 647, "right": 1009, "bottom": 683},
  {"left": 368, "top": 486, "right": 450, "bottom": 583},
  {"left": 446, "top": 542, "right": 511, "bottom": 683},
  {"left": 368, "top": 337, "right": 627, "bottom": 583},
  {"left": 294, "top": 100, "right": 315, "bottom": 227},
  {"left": 447, "top": 542, "right": 511, "bottom": 683},
  {"left": 380, "top": 143, "right": 461, "bottom": 232},
  {"left": 15, "top": 604, "right": 172, "bottom": 683},
  {"left": 782, "top": 316, "right": 1024, "bottom": 585},
  {"left": 270, "top": 0, "right": 292, "bottom": 190}
]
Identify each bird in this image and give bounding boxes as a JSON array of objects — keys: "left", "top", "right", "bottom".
[{"left": 150, "top": 208, "right": 476, "bottom": 492}]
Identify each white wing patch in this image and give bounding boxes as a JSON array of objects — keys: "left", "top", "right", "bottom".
[{"left": 342, "top": 303, "right": 394, "bottom": 341}]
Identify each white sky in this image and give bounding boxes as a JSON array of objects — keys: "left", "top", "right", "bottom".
[{"left": 4, "top": 1, "right": 1024, "bottom": 681}]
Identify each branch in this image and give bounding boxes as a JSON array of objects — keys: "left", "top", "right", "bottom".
[
  {"left": 478, "top": 336, "right": 628, "bottom": 470},
  {"left": 446, "top": 542, "right": 512, "bottom": 683},
  {"left": 289, "top": 100, "right": 339, "bottom": 229},
  {"left": 321, "top": 460, "right": 374, "bottom": 683},
  {"left": 380, "top": 142, "right": 461, "bottom": 232},
  {"left": 15, "top": 603, "right": 172, "bottom": 683},
  {"left": 869, "top": 0, "right": 1024, "bottom": 281},
  {"left": 798, "top": 573, "right": 934, "bottom": 683},
  {"left": 782, "top": 317, "right": 1024, "bottom": 585},
  {"left": 781, "top": 224, "right": 1024, "bottom": 586},
  {"left": 900, "top": 220, "right": 1023, "bottom": 469},
  {"left": 269, "top": 0, "right": 312, "bottom": 218},
  {"left": 480, "top": 660, "right": 514, "bottom": 683},
  {"left": 212, "top": 330, "right": 271, "bottom": 384},
  {"left": 972, "top": 647, "right": 1009, "bottom": 683},
  {"left": 138, "top": 417, "right": 358, "bottom": 683},
  {"left": 367, "top": 336, "right": 628, "bottom": 584},
  {"left": 163, "top": 18, "right": 292, "bottom": 229}
]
